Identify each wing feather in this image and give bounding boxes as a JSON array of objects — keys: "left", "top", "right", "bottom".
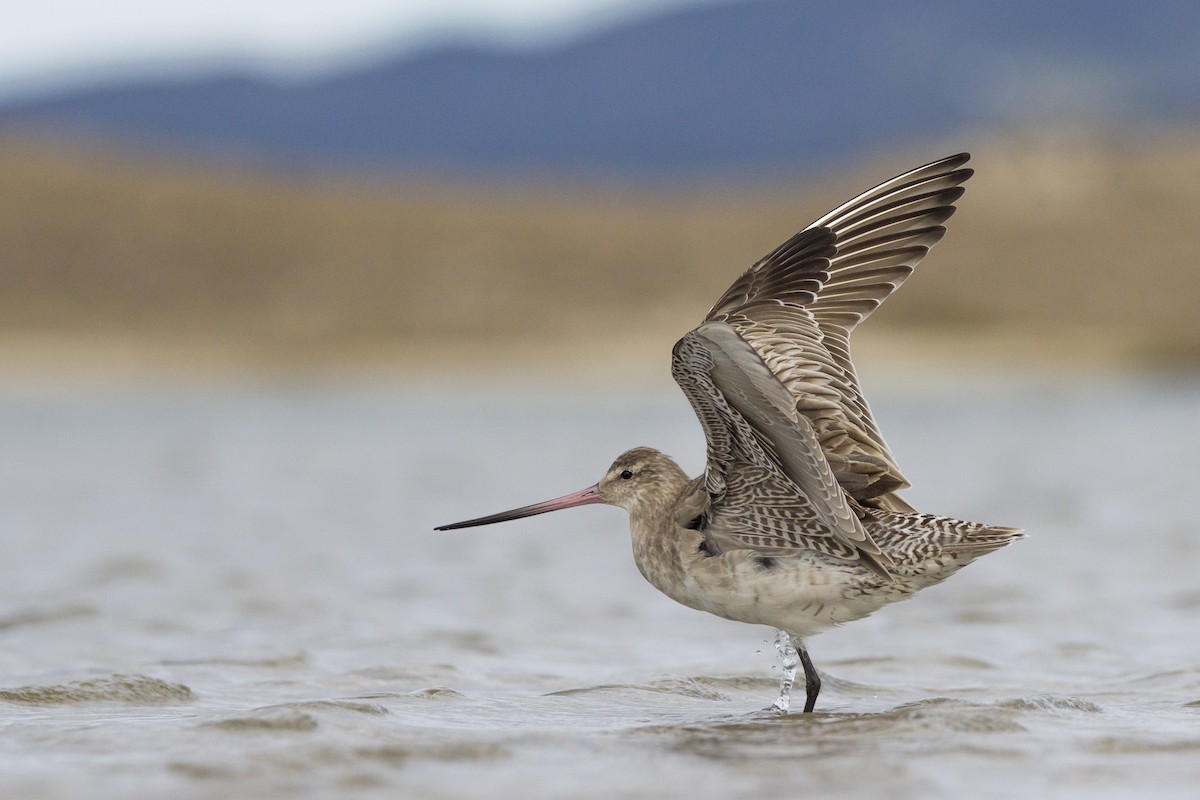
[
  {"left": 672, "top": 324, "right": 893, "bottom": 578},
  {"left": 703, "top": 154, "right": 973, "bottom": 506}
]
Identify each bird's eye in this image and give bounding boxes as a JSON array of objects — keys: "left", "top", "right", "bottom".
[{"left": 620, "top": 469, "right": 634, "bottom": 480}]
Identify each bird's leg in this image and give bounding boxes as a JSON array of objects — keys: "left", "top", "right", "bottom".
[
  {"left": 796, "top": 641, "right": 821, "bottom": 713},
  {"left": 771, "top": 629, "right": 799, "bottom": 713}
]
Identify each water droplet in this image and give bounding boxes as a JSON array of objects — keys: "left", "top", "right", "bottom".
[{"left": 755, "top": 649, "right": 762, "bottom": 656}]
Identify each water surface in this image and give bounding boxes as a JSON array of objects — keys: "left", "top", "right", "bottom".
[{"left": 1, "top": 375, "right": 1199, "bottom": 798}]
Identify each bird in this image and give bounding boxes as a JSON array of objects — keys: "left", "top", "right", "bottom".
[{"left": 436, "top": 153, "right": 1023, "bottom": 714}]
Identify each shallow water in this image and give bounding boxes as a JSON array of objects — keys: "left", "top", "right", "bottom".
[{"left": 2, "top": 374, "right": 1199, "bottom": 798}]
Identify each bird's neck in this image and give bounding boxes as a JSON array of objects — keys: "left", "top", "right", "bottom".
[{"left": 625, "top": 460, "right": 695, "bottom": 602}]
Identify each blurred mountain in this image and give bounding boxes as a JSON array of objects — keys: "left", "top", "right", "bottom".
[{"left": 1, "top": 0, "right": 1198, "bottom": 176}]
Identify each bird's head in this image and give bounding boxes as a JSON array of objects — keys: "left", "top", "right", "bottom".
[{"left": 435, "top": 447, "right": 687, "bottom": 530}]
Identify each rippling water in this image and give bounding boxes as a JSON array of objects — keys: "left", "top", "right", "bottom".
[{"left": 2, "top": 374, "right": 1199, "bottom": 798}]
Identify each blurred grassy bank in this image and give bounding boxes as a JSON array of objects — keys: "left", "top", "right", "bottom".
[{"left": 1, "top": 132, "right": 1198, "bottom": 380}]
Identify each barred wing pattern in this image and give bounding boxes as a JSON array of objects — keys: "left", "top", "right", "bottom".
[
  {"left": 706, "top": 154, "right": 973, "bottom": 505},
  {"left": 672, "top": 324, "right": 893, "bottom": 578}
]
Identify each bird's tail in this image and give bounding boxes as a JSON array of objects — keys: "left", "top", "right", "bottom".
[
  {"left": 864, "top": 509, "right": 1025, "bottom": 570},
  {"left": 942, "top": 523, "right": 1026, "bottom": 556}
]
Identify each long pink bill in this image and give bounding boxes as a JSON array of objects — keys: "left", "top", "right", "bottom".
[{"left": 435, "top": 484, "right": 603, "bottom": 530}]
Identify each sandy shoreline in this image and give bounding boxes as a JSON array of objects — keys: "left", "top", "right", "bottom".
[
  {"left": 0, "top": 324, "right": 1185, "bottom": 391},
  {"left": 3, "top": 131, "right": 1199, "bottom": 389}
]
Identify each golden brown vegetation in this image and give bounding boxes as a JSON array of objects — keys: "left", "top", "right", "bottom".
[{"left": 1, "top": 131, "right": 1198, "bottom": 376}]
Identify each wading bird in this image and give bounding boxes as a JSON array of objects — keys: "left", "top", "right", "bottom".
[{"left": 437, "top": 153, "right": 1022, "bottom": 713}]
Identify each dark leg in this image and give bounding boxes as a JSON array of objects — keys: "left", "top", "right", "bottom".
[{"left": 797, "top": 644, "right": 821, "bottom": 713}]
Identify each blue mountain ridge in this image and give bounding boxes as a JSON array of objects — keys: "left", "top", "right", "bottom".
[{"left": 2, "top": 0, "right": 1197, "bottom": 177}]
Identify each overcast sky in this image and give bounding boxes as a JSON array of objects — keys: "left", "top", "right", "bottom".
[{"left": 0, "top": 0, "right": 709, "bottom": 98}]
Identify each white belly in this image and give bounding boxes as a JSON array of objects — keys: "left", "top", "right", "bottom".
[
  {"left": 633, "top": 526, "right": 921, "bottom": 639},
  {"left": 687, "top": 552, "right": 910, "bottom": 637}
]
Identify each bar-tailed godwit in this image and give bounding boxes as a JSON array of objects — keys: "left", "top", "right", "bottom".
[{"left": 437, "top": 153, "right": 1023, "bottom": 713}]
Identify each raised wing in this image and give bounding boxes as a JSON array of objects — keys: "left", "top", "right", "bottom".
[
  {"left": 705, "top": 154, "right": 973, "bottom": 506},
  {"left": 672, "top": 323, "right": 893, "bottom": 579}
]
